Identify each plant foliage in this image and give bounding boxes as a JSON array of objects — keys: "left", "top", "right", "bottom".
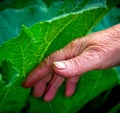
[{"left": 0, "top": 0, "right": 120, "bottom": 113}]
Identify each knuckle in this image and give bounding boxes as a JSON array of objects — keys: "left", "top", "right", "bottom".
[
  {"left": 68, "top": 58, "right": 81, "bottom": 75},
  {"left": 65, "top": 38, "right": 89, "bottom": 57},
  {"left": 69, "top": 76, "right": 80, "bottom": 84},
  {"left": 44, "top": 50, "right": 61, "bottom": 65}
]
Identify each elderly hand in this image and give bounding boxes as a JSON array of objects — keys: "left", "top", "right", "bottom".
[{"left": 22, "top": 24, "right": 120, "bottom": 102}]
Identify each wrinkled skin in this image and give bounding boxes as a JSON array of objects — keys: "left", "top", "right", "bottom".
[{"left": 23, "top": 24, "right": 120, "bottom": 102}]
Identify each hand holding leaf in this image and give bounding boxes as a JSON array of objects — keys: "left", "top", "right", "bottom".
[{"left": 23, "top": 24, "right": 120, "bottom": 101}]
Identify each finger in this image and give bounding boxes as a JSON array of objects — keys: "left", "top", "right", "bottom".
[
  {"left": 65, "top": 76, "right": 80, "bottom": 97},
  {"left": 22, "top": 61, "right": 52, "bottom": 87},
  {"left": 33, "top": 74, "right": 52, "bottom": 97},
  {"left": 33, "top": 80, "right": 46, "bottom": 97},
  {"left": 53, "top": 50, "right": 102, "bottom": 77},
  {"left": 44, "top": 74, "right": 64, "bottom": 102}
]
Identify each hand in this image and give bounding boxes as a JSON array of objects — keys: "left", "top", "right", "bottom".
[{"left": 22, "top": 24, "right": 120, "bottom": 102}]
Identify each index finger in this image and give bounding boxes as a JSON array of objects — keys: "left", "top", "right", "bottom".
[{"left": 22, "top": 61, "right": 52, "bottom": 88}]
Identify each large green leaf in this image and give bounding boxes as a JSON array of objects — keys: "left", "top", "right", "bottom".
[
  {"left": 92, "top": 7, "right": 120, "bottom": 31},
  {"left": 0, "top": 0, "right": 62, "bottom": 45},
  {"left": 0, "top": 0, "right": 43, "bottom": 11},
  {"left": 0, "top": 61, "right": 30, "bottom": 113},
  {"left": 0, "top": 0, "right": 108, "bottom": 76},
  {"left": 0, "top": 0, "right": 120, "bottom": 113}
]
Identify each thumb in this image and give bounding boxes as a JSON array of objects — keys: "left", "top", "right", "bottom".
[{"left": 53, "top": 51, "right": 101, "bottom": 77}]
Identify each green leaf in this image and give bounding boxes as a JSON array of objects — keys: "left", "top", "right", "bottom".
[
  {"left": 0, "top": 0, "right": 120, "bottom": 113},
  {"left": 92, "top": 7, "right": 120, "bottom": 31},
  {"left": 0, "top": 0, "right": 43, "bottom": 11},
  {"left": 0, "top": 61, "right": 30, "bottom": 113},
  {"left": 43, "top": 0, "right": 63, "bottom": 7},
  {"left": 0, "top": 1, "right": 62, "bottom": 45},
  {"left": 0, "top": 0, "right": 108, "bottom": 77}
]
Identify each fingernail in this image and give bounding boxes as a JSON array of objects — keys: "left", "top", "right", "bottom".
[{"left": 53, "top": 62, "right": 66, "bottom": 69}]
